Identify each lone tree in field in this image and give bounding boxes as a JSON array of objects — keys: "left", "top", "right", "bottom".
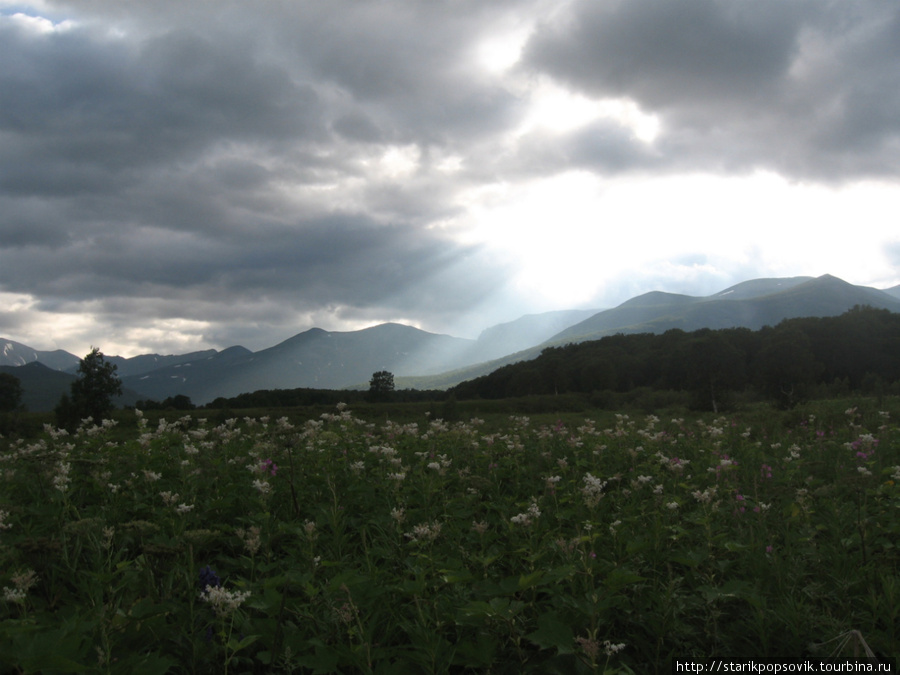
[
  {"left": 70, "top": 347, "right": 123, "bottom": 422},
  {"left": 368, "top": 370, "right": 395, "bottom": 402}
]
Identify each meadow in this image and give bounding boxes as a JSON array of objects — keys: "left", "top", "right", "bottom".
[{"left": 1, "top": 399, "right": 898, "bottom": 673}]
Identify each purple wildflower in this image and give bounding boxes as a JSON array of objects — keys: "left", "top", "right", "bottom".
[{"left": 199, "top": 565, "right": 221, "bottom": 593}]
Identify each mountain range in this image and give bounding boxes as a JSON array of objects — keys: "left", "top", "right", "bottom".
[{"left": 3, "top": 274, "right": 900, "bottom": 410}]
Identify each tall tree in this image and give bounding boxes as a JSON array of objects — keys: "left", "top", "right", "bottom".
[
  {"left": 683, "top": 331, "right": 747, "bottom": 412},
  {"left": 755, "top": 327, "right": 820, "bottom": 409},
  {"left": 368, "top": 370, "right": 395, "bottom": 401},
  {"left": 0, "top": 373, "right": 23, "bottom": 412},
  {"left": 70, "top": 347, "right": 123, "bottom": 422}
]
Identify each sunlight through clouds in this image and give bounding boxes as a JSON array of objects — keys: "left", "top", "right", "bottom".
[
  {"left": 2, "top": 11, "right": 75, "bottom": 34},
  {"left": 461, "top": 170, "right": 900, "bottom": 311},
  {"left": 476, "top": 27, "right": 530, "bottom": 74},
  {"left": 516, "top": 79, "right": 661, "bottom": 143},
  {"left": 2, "top": 0, "right": 900, "bottom": 355}
]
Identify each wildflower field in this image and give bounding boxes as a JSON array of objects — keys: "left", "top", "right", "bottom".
[{"left": 1, "top": 401, "right": 899, "bottom": 673}]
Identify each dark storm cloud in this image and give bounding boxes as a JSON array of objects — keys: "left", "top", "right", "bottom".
[
  {"left": 522, "top": 0, "right": 900, "bottom": 179},
  {"left": 2, "top": 0, "right": 898, "bottom": 355},
  {"left": 0, "top": 1, "right": 527, "bottom": 350},
  {"left": 0, "top": 19, "right": 326, "bottom": 198}
]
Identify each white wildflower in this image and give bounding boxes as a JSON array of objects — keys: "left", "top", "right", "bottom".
[
  {"left": 160, "top": 491, "right": 180, "bottom": 506},
  {"left": 404, "top": 521, "right": 442, "bottom": 542},
  {"left": 603, "top": 640, "right": 626, "bottom": 656},
  {"left": 52, "top": 461, "right": 71, "bottom": 492},
  {"left": 3, "top": 587, "right": 26, "bottom": 603},
  {"left": 692, "top": 486, "right": 717, "bottom": 504},
  {"left": 471, "top": 520, "right": 489, "bottom": 535},
  {"left": 511, "top": 500, "right": 542, "bottom": 526},
  {"left": 201, "top": 585, "right": 251, "bottom": 617},
  {"left": 581, "top": 473, "right": 608, "bottom": 507},
  {"left": 3, "top": 569, "right": 38, "bottom": 605}
]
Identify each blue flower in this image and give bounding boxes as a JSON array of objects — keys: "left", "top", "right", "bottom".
[{"left": 199, "top": 565, "right": 221, "bottom": 593}]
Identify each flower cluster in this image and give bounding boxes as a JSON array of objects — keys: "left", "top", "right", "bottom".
[
  {"left": 261, "top": 458, "right": 278, "bottom": 476},
  {"left": 197, "top": 565, "right": 250, "bottom": 617},
  {"left": 510, "top": 499, "right": 541, "bottom": 526},
  {"left": 252, "top": 479, "right": 271, "bottom": 495},
  {"left": 199, "top": 565, "right": 221, "bottom": 591},
  {"left": 52, "top": 460, "right": 71, "bottom": 492},
  {"left": 404, "top": 521, "right": 442, "bottom": 542},
  {"left": 580, "top": 473, "right": 608, "bottom": 507},
  {"left": 236, "top": 526, "right": 261, "bottom": 555},
  {"left": 201, "top": 585, "right": 252, "bottom": 618},
  {"left": 3, "top": 569, "right": 38, "bottom": 604}
]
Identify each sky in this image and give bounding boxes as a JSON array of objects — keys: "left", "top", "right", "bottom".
[{"left": 1, "top": 0, "right": 899, "bottom": 357}]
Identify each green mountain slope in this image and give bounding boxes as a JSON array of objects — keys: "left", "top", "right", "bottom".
[{"left": 551, "top": 275, "right": 900, "bottom": 343}]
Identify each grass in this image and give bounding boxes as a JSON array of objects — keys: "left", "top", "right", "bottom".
[{"left": 0, "top": 399, "right": 898, "bottom": 673}]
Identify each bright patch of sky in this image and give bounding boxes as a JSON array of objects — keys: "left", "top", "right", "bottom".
[{"left": 1, "top": 0, "right": 899, "bottom": 356}]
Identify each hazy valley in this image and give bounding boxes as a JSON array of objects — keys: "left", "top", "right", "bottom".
[{"left": 3, "top": 274, "right": 900, "bottom": 410}]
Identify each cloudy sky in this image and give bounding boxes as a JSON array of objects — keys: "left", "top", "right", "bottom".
[{"left": 2, "top": 0, "right": 899, "bottom": 357}]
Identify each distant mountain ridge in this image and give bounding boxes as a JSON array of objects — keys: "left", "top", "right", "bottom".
[
  {"left": 552, "top": 275, "right": 900, "bottom": 343},
  {"left": 3, "top": 274, "right": 900, "bottom": 408},
  {"left": 403, "top": 274, "right": 900, "bottom": 389},
  {"left": 0, "top": 338, "right": 81, "bottom": 371}
]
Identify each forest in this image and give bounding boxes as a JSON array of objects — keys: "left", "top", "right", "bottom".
[{"left": 449, "top": 306, "right": 900, "bottom": 411}]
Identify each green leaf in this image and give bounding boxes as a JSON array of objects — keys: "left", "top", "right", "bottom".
[
  {"left": 227, "top": 633, "right": 260, "bottom": 652},
  {"left": 723, "top": 541, "right": 749, "bottom": 552},
  {"left": 452, "top": 632, "right": 499, "bottom": 667},
  {"left": 525, "top": 612, "right": 574, "bottom": 654},
  {"left": 121, "top": 652, "right": 179, "bottom": 675},
  {"left": 518, "top": 569, "right": 545, "bottom": 590},
  {"left": 440, "top": 568, "right": 474, "bottom": 584},
  {"left": 296, "top": 639, "right": 340, "bottom": 675},
  {"left": 669, "top": 549, "right": 707, "bottom": 568},
  {"left": 604, "top": 568, "right": 646, "bottom": 592},
  {"left": 21, "top": 653, "right": 89, "bottom": 673}
]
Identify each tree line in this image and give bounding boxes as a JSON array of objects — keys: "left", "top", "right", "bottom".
[
  {"left": 2, "top": 306, "right": 897, "bottom": 425},
  {"left": 450, "top": 306, "right": 900, "bottom": 410}
]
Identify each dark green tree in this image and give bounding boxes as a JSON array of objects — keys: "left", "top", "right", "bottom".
[
  {"left": 0, "top": 373, "right": 24, "bottom": 412},
  {"left": 69, "top": 347, "right": 123, "bottom": 423},
  {"left": 755, "top": 327, "right": 820, "bottom": 409},
  {"left": 682, "top": 331, "right": 747, "bottom": 412},
  {"left": 368, "top": 370, "right": 395, "bottom": 401}
]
